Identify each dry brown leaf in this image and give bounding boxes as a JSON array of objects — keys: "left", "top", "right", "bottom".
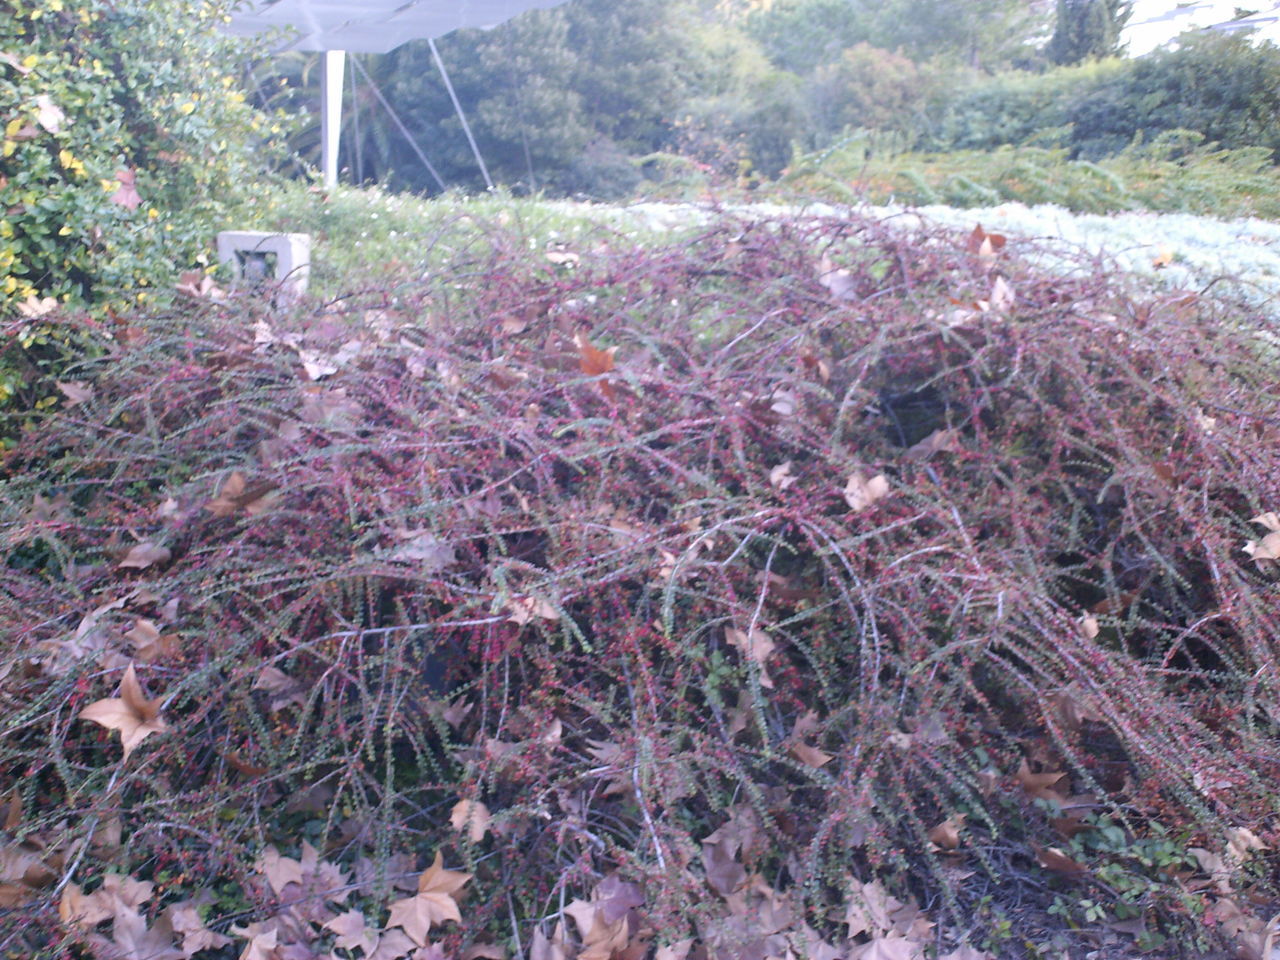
[
  {"left": 768, "top": 461, "right": 797, "bottom": 491},
  {"left": 789, "top": 742, "right": 833, "bottom": 768},
  {"left": 1228, "top": 826, "right": 1268, "bottom": 864},
  {"left": 564, "top": 895, "right": 632, "bottom": 960},
  {"left": 79, "top": 663, "right": 168, "bottom": 761},
  {"left": 324, "top": 910, "right": 380, "bottom": 954},
  {"left": 386, "top": 851, "right": 471, "bottom": 946},
  {"left": 108, "top": 167, "right": 142, "bottom": 211},
  {"left": 125, "top": 619, "right": 180, "bottom": 663},
  {"left": 530, "top": 921, "right": 570, "bottom": 960},
  {"left": 56, "top": 381, "right": 93, "bottom": 406},
  {"left": 253, "top": 665, "right": 306, "bottom": 712},
  {"left": 905, "top": 427, "right": 960, "bottom": 460},
  {"left": 34, "top": 94, "right": 64, "bottom": 134},
  {"left": 1032, "top": 843, "right": 1087, "bottom": 876},
  {"left": 817, "top": 255, "right": 858, "bottom": 301},
  {"left": 725, "top": 626, "right": 776, "bottom": 689},
  {"left": 575, "top": 334, "right": 618, "bottom": 401},
  {"left": 390, "top": 531, "right": 456, "bottom": 572},
  {"left": 1015, "top": 760, "right": 1067, "bottom": 802},
  {"left": 927, "top": 814, "right": 966, "bottom": 851},
  {"left": 175, "top": 270, "right": 224, "bottom": 301},
  {"left": 988, "top": 275, "right": 1015, "bottom": 314},
  {"left": 654, "top": 939, "right": 693, "bottom": 960},
  {"left": 851, "top": 935, "right": 921, "bottom": 960},
  {"left": 205, "top": 471, "right": 280, "bottom": 518},
  {"left": 60, "top": 881, "right": 115, "bottom": 928},
  {"left": 1244, "top": 513, "right": 1280, "bottom": 563},
  {"left": 255, "top": 845, "right": 305, "bottom": 896},
  {"left": 165, "top": 900, "right": 232, "bottom": 957},
  {"left": 118, "top": 542, "right": 171, "bottom": 571},
  {"left": 939, "top": 948, "right": 996, "bottom": 960},
  {"left": 449, "top": 799, "right": 492, "bottom": 843},
  {"left": 506, "top": 595, "right": 559, "bottom": 626},
  {"left": 844, "top": 471, "right": 889, "bottom": 513},
  {"left": 101, "top": 906, "right": 184, "bottom": 960}
]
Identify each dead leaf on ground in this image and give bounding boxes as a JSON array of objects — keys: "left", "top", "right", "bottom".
[
  {"left": 1032, "top": 842, "right": 1088, "bottom": 876},
  {"left": 118, "top": 542, "right": 171, "bottom": 571},
  {"left": 34, "top": 94, "right": 65, "bottom": 134},
  {"left": 725, "top": 626, "right": 776, "bottom": 689},
  {"left": 1015, "top": 759, "right": 1067, "bottom": 802},
  {"left": 18, "top": 295, "right": 60, "bottom": 319},
  {"left": 386, "top": 851, "right": 471, "bottom": 946},
  {"left": 449, "top": 799, "right": 492, "bottom": 843},
  {"left": 175, "top": 270, "right": 224, "bottom": 301},
  {"left": 108, "top": 167, "right": 142, "bottom": 211},
  {"left": 56, "top": 381, "right": 93, "bottom": 406},
  {"left": 79, "top": 663, "right": 168, "bottom": 761},
  {"left": 927, "top": 814, "right": 966, "bottom": 851},
  {"left": 817, "top": 255, "right": 858, "bottom": 301},
  {"left": 844, "top": 471, "right": 889, "bottom": 513},
  {"left": 575, "top": 334, "right": 618, "bottom": 401},
  {"left": 205, "top": 471, "right": 280, "bottom": 518},
  {"left": 1244, "top": 512, "right": 1280, "bottom": 563}
]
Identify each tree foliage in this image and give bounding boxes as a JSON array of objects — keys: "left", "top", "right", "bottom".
[{"left": 1046, "top": 0, "right": 1132, "bottom": 65}]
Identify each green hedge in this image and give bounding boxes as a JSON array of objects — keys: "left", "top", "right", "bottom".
[{"left": 0, "top": 0, "right": 279, "bottom": 314}]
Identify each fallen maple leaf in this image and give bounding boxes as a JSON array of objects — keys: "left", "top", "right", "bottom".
[
  {"left": 16, "top": 294, "right": 59, "bottom": 319},
  {"left": 844, "top": 471, "right": 889, "bottom": 513},
  {"left": 1244, "top": 512, "right": 1280, "bottom": 563},
  {"left": 109, "top": 167, "right": 142, "bottom": 210},
  {"left": 386, "top": 851, "right": 471, "bottom": 946},
  {"left": 506, "top": 595, "right": 558, "bottom": 626},
  {"left": 768, "top": 461, "right": 796, "bottom": 491},
  {"left": 56, "top": 381, "right": 93, "bottom": 406},
  {"left": 575, "top": 334, "right": 618, "bottom": 401},
  {"left": 205, "top": 471, "right": 279, "bottom": 518},
  {"left": 100, "top": 906, "right": 183, "bottom": 960},
  {"left": 1032, "top": 842, "right": 1087, "bottom": 876},
  {"left": 34, "top": 94, "right": 65, "bottom": 134},
  {"left": 175, "top": 270, "right": 224, "bottom": 301},
  {"left": 725, "top": 626, "right": 776, "bottom": 689},
  {"left": 79, "top": 663, "right": 168, "bottom": 761},
  {"left": 117, "top": 542, "right": 171, "bottom": 571},
  {"left": 927, "top": 814, "right": 966, "bottom": 851},
  {"left": 449, "top": 799, "right": 492, "bottom": 843},
  {"left": 1015, "top": 759, "right": 1067, "bottom": 802},
  {"left": 789, "top": 741, "right": 833, "bottom": 768}
]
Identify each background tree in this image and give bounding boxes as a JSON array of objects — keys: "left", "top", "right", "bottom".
[{"left": 1047, "top": 0, "right": 1132, "bottom": 65}]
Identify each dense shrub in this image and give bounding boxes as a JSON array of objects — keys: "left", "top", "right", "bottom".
[
  {"left": 2, "top": 207, "right": 1278, "bottom": 957},
  {"left": 1070, "top": 33, "right": 1280, "bottom": 160},
  {"left": 931, "top": 58, "right": 1126, "bottom": 153},
  {"left": 0, "top": 0, "right": 280, "bottom": 416},
  {"left": 808, "top": 44, "right": 948, "bottom": 144},
  {"left": 781, "top": 132, "right": 1280, "bottom": 218},
  {"left": 932, "top": 35, "right": 1280, "bottom": 163}
]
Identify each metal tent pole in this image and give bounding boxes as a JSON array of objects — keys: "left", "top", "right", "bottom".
[{"left": 321, "top": 49, "right": 346, "bottom": 187}]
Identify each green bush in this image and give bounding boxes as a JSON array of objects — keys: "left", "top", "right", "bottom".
[
  {"left": 932, "top": 58, "right": 1126, "bottom": 152},
  {"left": 0, "top": 0, "right": 282, "bottom": 417},
  {"left": 1070, "top": 33, "right": 1280, "bottom": 160},
  {"left": 0, "top": 0, "right": 278, "bottom": 313}
]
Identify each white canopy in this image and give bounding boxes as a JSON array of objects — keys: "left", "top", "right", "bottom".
[
  {"left": 227, "top": 0, "right": 572, "bottom": 53},
  {"left": 228, "top": 0, "right": 573, "bottom": 184}
]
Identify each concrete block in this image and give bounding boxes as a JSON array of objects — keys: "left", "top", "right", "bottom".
[{"left": 216, "top": 230, "right": 311, "bottom": 300}]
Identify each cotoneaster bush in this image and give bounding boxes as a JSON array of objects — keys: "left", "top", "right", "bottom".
[{"left": 1, "top": 209, "right": 1277, "bottom": 958}]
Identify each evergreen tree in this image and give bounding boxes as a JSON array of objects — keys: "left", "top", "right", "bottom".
[{"left": 1047, "top": 0, "right": 1132, "bottom": 65}]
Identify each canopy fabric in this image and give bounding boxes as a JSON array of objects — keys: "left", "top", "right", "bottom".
[{"left": 227, "top": 0, "right": 570, "bottom": 52}]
